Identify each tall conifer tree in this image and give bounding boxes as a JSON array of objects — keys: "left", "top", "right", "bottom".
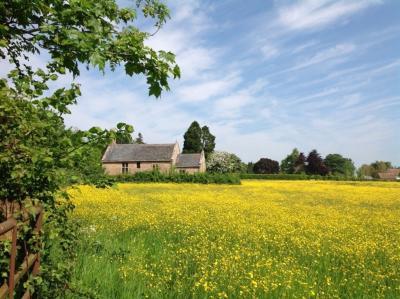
[
  {"left": 201, "top": 125, "right": 216, "bottom": 158},
  {"left": 183, "top": 121, "right": 203, "bottom": 153}
]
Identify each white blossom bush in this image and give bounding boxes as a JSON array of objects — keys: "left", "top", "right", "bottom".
[{"left": 206, "top": 151, "right": 242, "bottom": 173}]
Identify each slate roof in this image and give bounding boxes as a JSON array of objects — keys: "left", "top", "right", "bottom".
[
  {"left": 176, "top": 153, "right": 202, "bottom": 168},
  {"left": 102, "top": 143, "right": 176, "bottom": 162}
]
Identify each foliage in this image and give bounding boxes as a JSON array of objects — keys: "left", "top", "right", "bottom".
[
  {"left": 1, "top": 0, "right": 179, "bottom": 296},
  {"left": 201, "top": 126, "right": 216, "bottom": 158},
  {"left": 113, "top": 171, "right": 241, "bottom": 185},
  {"left": 115, "top": 123, "right": 134, "bottom": 144},
  {"left": 294, "top": 152, "right": 306, "bottom": 174},
  {"left": 358, "top": 161, "right": 393, "bottom": 178},
  {"left": 183, "top": 121, "right": 203, "bottom": 153},
  {"left": 306, "top": 150, "right": 328, "bottom": 176},
  {"left": 0, "top": 84, "right": 129, "bottom": 296},
  {"left": 69, "top": 181, "right": 400, "bottom": 298},
  {"left": 246, "top": 162, "right": 255, "bottom": 174},
  {"left": 206, "top": 151, "right": 243, "bottom": 174},
  {"left": 324, "top": 154, "right": 356, "bottom": 177},
  {"left": 0, "top": 0, "right": 180, "bottom": 97},
  {"left": 253, "top": 158, "right": 280, "bottom": 174},
  {"left": 280, "top": 148, "right": 300, "bottom": 174},
  {"left": 135, "top": 132, "right": 145, "bottom": 144},
  {"left": 182, "top": 121, "right": 216, "bottom": 157}
]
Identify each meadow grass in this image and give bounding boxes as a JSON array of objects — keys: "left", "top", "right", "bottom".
[{"left": 68, "top": 181, "right": 400, "bottom": 298}]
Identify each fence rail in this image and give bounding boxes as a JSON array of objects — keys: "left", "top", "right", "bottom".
[{"left": 0, "top": 205, "right": 43, "bottom": 299}]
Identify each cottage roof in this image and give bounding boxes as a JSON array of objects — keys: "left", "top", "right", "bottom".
[
  {"left": 378, "top": 168, "right": 400, "bottom": 180},
  {"left": 176, "top": 153, "right": 202, "bottom": 168},
  {"left": 102, "top": 143, "right": 176, "bottom": 162}
]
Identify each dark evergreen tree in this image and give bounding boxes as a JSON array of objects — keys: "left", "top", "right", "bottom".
[
  {"left": 294, "top": 152, "right": 306, "bottom": 173},
  {"left": 183, "top": 121, "right": 203, "bottom": 153},
  {"left": 306, "top": 150, "right": 328, "bottom": 175},
  {"left": 201, "top": 125, "right": 216, "bottom": 158},
  {"left": 135, "top": 132, "right": 145, "bottom": 144},
  {"left": 253, "top": 158, "right": 280, "bottom": 174}
]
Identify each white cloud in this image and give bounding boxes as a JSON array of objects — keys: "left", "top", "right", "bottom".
[
  {"left": 294, "top": 43, "right": 355, "bottom": 70},
  {"left": 260, "top": 44, "right": 279, "bottom": 59},
  {"left": 277, "top": 0, "right": 382, "bottom": 31},
  {"left": 213, "top": 78, "right": 269, "bottom": 118},
  {"left": 178, "top": 72, "right": 241, "bottom": 102},
  {"left": 176, "top": 47, "right": 219, "bottom": 81},
  {"left": 290, "top": 40, "right": 319, "bottom": 54},
  {"left": 214, "top": 93, "right": 252, "bottom": 116},
  {"left": 145, "top": 0, "right": 218, "bottom": 81}
]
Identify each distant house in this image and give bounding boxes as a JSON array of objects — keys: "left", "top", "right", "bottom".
[
  {"left": 377, "top": 168, "right": 400, "bottom": 181},
  {"left": 101, "top": 141, "right": 206, "bottom": 175}
]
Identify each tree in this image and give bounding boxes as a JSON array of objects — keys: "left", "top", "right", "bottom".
[
  {"left": 370, "top": 161, "right": 392, "bottom": 177},
  {"left": 135, "top": 132, "right": 145, "bottom": 144},
  {"left": 358, "top": 161, "right": 393, "bottom": 178},
  {"left": 246, "top": 162, "right": 255, "bottom": 173},
  {"left": 0, "top": 0, "right": 180, "bottom": 97},
  {"left": 306, "top": 150, "right": 328, "bottom": 175},
  {"left": 182, "top": 121, "right": 216, "bottom": 156},
  {"left": 207, "top": 151, "right": 242, "bottom": 173},
  {"left": 115, "top": 123, "right": 134, "bottom": 144},
  {"left": 201, "top": 126, "right": 216, "bottom": 158},
  {"left": 253, "top": 158, "right": 280, "bottom": 174},
  {"left": 281, "top": 148, "right": 300, "bottom": 174},
  {"left": 1, "top": 0, "right": 179, "bottom": 296},
  {"left": 324, "top": 154, "right": 355, "bottom": 177},
  {"left": 294, "top": 152, "right": 306, "bottom": 174},
  {"left": 357, "top": 164, "right": 373, "bottom": 178},
  {"left": 183, "top": 121, "right": 203, "bottom": 153}
]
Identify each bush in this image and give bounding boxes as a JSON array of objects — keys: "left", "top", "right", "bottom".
[
  {"left": 253, "top": 158, "right": 280, "bottom": 174},
  {"left": 113, "top": 171, "right": 241, "bottom": 185},
  {"left": 240, "top": 174, "right": 364, "bottom": 181},
  {"left": 206, "top": 151, "right": 243, "bottom": 174}
]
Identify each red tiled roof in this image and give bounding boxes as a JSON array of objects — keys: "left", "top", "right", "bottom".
[{"left": 378, "top": 168, "right": 400, "bottom": 180}]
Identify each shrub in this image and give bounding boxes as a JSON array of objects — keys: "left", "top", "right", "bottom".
[
  {"left": 113, "top": 171, "right": 241, "bottom": 185},
  {"left": 206, "top": 151, "right": 243, "bottom": 174}
]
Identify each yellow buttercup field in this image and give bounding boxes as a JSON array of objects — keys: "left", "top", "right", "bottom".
[{"left": 69, "top": 181, "right": 400, "bottom": 298}]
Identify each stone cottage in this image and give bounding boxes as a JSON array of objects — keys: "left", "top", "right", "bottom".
[{"left": 101, "top": 141, "right": 206, "bottom": 175}]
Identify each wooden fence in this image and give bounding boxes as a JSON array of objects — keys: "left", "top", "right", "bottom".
[{"left": 0, "top": 205, "right": 43, "bottom": 299}]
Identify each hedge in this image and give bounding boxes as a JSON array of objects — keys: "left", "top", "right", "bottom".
[
  {"left": 240, "top": 173, "right": 364, "bottom": 181},
  {"left": 111, "top": 171, "right": 241, "bottom": 185}
]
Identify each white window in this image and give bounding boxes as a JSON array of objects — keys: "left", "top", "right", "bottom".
[{"left": 122, "top": 163, "right": 128, "bottom": 174}]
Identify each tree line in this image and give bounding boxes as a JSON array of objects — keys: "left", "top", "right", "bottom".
[{"left": 247, "top": 149, "right": 355, "bottom": 176}]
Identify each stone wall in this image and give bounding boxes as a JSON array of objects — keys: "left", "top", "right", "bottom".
[
  {"left": 199, "top": 152, "right": 206, "bottom": 172},
  {"left": 103, "top": 161, "right": 173, "bottom": 175},
  {"left": 171, "top": 142, "right": 180, "bottom": 164}
]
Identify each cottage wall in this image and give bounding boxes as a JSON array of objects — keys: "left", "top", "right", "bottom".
[
  {"left": 171, "top": 143, "right": 180, "bottom": 165},
  {"left": 103, "top": 161, "right": 173, "bottom": 175},
  {"left": 199, "top": 153, "right": 206, "bottom": 172},
  {"left": 102, "top": 163, "right": 122, "bottom": 175}
]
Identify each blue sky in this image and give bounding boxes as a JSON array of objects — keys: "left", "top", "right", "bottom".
[{"left": 8, "top": 0, "right": 400, "bottom": 165}]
